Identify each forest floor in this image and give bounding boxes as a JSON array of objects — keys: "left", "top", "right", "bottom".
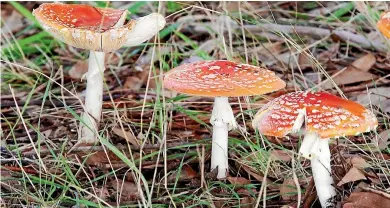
[{"left": 1, "top": 1, "right": 390, "bottom": 208}]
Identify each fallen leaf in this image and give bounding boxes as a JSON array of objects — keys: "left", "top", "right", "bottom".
[
  {"left": 280, "top": 178, "right": 298, "bottom": 200},
  {"left": 274, "top": 51, "right": 299, "bottom": 69},
  {"left": 96, "top": 187, "right": 110, "bottom": 201},
  {"left": 298, "top": 52, "right": 313, "bottom": 69},
  {"left": 251, "top": 41, "right": 283, "bottom": 57},
  {"left": 111, "top": 180, "right": 139, "bottom": 201},
  {"left": 240, "top": 196, "right": 256, "bottom": 208},
  {"left": 317, "top": 42, "right": 340, "bottom": 63},
  {"left": 68, "top": 60, "right": 89, "bottom": 80},
  {"left": 348, "top": 156, "right": 370, "bottom": 169},
  {"left": 112, "top": 127, "right": 139, "bottom": 146},
  {"left": 343, "top": 192, "right": 390, "bottom": 208},
  {"left": 270, "top": 150, "right": 291, "bottom": 162},
  {"left": 322, "top": 67, "right": 376, "bottom": 89},
  {"left": 227, "top": 176, "right": 251, "bottom": 186},
  {"left": 356, "top": 87, "right": 390, "bottom": 113},
  {"left": 1, "top": 11, "right": 24, "bottom": 34},
  {"left": 350, "top": 53, "right": 376, "bottom": 72},
  {"left": 167, "top": 164, "right": 198, "bottom": 182},
  {"left": 122, "top": 68, "right": 149, "bottom": 91},
  {"left": 0, "top": 170, "right": 18, "bottom": 191},
  {"left": 241, "top": 165, "right": 279, "bottom": 190},
  {"left": 337, "top": 167, "right": 367, "bottom": 186},
  {"left": 323, "top": 53, "right": 377, "bottom": 89},
  {"left": 377, "top": 130, "right": 390, "bottom": 150},
  {"left": 77, "top": 149, "right": 125, "bottom": 167}
]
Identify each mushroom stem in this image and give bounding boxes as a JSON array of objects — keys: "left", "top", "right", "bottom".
[
  {"left": 301, "top": 133, "right": 336, "bottom": 207},
  {"left": 210, "top": 96, "right": 237, "bottom": 179},
  {"left": 299, "top": 131, "right": 318, "bottom": 159},
  {"left": 79, "top": 51, "right": 105, "bottom": 144}
]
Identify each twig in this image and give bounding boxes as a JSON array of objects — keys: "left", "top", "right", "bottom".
[
  {"left": 187, "top": 21, "right": 387, "bottom": 52},
  {"left": 246, "top": 24, "right": 386, "bottom": 52},
  {"left": 21, "top": 140, "right": 210, "bottom": 157},
  {"left": 0, "top": 91, "right": 134, "bottom": 108}
]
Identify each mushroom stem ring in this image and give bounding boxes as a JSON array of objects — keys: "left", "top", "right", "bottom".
[{"left": 210, "top": 96, "right": 237, "bottom": 179}]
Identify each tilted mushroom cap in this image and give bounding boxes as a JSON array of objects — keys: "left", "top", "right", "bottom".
[
  {"left": 252, "top": 91, "right": 378, "bottom": 138},
  {"left": 377, "top": 11, "right": 390, "bottom": 38},
  {"left": 163, "top": 60, "right": 286, "bottom": 97},
  {"left": 33, "top": 3, "right": 133, "bottom": 52}
]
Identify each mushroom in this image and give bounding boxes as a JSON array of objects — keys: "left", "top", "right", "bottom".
[
  {"left": 163, "top": 60, "right": 286, "bottom": 179},
  {"left": 377, "top": 11, "right": 390, "bottom": 38},
  {"left": 33, "top": 3, "right": 165, "bottom": 144},
  {"left": 252, "top": 91, "right": 378, "bottom": 207}
]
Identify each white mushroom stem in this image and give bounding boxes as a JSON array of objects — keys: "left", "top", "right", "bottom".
[
  {"left": 299, "top": 132, "right": 336, "bottom": 208},
  {"left": 79, "top": 51, "right": 105, "bottom": 144},
  {"left": 210, "top": 96, "right": 237, "bottom": 179}
]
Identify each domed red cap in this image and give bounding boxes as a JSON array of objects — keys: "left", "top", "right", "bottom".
[
  {"left": 252, "top": 91, "right": 378, "bottom": 138},
  {"left": 164, "top": 60, "right": 286, "bottom": 97}
]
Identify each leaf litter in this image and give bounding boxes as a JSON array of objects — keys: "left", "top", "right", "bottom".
[{"left": 1, "top": 1, "right": 390, "bottom": 207}]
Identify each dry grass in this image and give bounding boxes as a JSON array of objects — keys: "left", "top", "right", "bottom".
[{"left": 1, "top": 1, "right": 390, "bottom": 207}]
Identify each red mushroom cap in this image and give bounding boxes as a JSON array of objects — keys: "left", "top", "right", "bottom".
[
  {"left": 377, "top": 11, "right": 390, "bottom": 38},
  {"left": 252, "top": 91, "right": 378, "bottom": 138},
  {"left": 33, "top": 3, "right": 134, "bottom": 52},
  {"left": 163, "top": 60, "right": 286, "bottom": 97}
]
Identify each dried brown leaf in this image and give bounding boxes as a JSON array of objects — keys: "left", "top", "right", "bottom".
[
  {"left": 227, "top": 176, "right": 251, "bottom": 186},
  {"left": 111, "top": 180, "right": 139, "bottom": 201},
  {"left": 298, "top": 52, "right": 313, "bottom": 69},
  {"left": 270, "top": 150, "right": 291, "bottom": 162},
  {"left": 337, "top": 167, "right": 367, "bottom": 186},
  {"left": 96, "top": 187, "right": 110, "bottom": 201},
  {"left": 343, "top": 192, "right": 390, "bottom": 208},
  {"left": 1, "top": 10, "right": 24, "bottom": 33},
  {"left": 240, "top": 196, "right": 256, "bottom": 208},
  {"left": 112, "top": 127, "right": 139, "bottom": 146},
  {"left": 348, "top": 156, "right": 370, "bottom": 169},
  {"left": 377, "top": 130, "right": 390, "bottom": 150},
  {"left": 322, "top": 53, "right": 377, "bottom": 89},
  {"left": 241, "top": 165, "right": 279, "bottom": 190},
  {"left": 280, "top": 178, "right": 297, "bottom": 200},
  {"left": 68, "top": 60, "right": 89, "bottom": 80},
  {"left": 356, "top": 87, "right": 390, "bottom": 108},
  {"left": 323, "top": 67, "right": 376, "bottom": 89},
  {"left": 317, "top": 42, "right": 340, "bottom": 63},
  {"left": 123, "top": 68, "right": 149, "bottom": 90},
  {"left": 167, "top": 164, "right": 198, "bottom": 182},
  {"left": 350, "top": 53, "right": 376, "bottom": 72}
]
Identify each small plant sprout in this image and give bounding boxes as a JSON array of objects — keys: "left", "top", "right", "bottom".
[
  {"left": 164, "top": 60, "right": 286, "bottom": 179},
  {"left": 377, "top": 11, "right": 390, "bottom": 38},
  {"left": 252, "top": 91, "right": 378, "bottom": 208},
  {"left": 33, "top": 3, "right": 165, "bottom": 144}
]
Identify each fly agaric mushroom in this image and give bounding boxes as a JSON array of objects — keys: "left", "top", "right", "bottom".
[
  {"left": 164, "top": 60, "right": 286, "bottom": 179},
  {"left": 377, "top": 11, "right": 390, "bottom": 38},
  {"left": 33, "top": 3, "right": 165, "bottom": 144},
  {"left": 252, "top": 91, "right": 378, "bottom": 207}
]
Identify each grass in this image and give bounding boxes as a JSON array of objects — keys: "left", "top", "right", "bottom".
[{"left": 1, "top": 1, "right": 390, "bottom": 207}]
